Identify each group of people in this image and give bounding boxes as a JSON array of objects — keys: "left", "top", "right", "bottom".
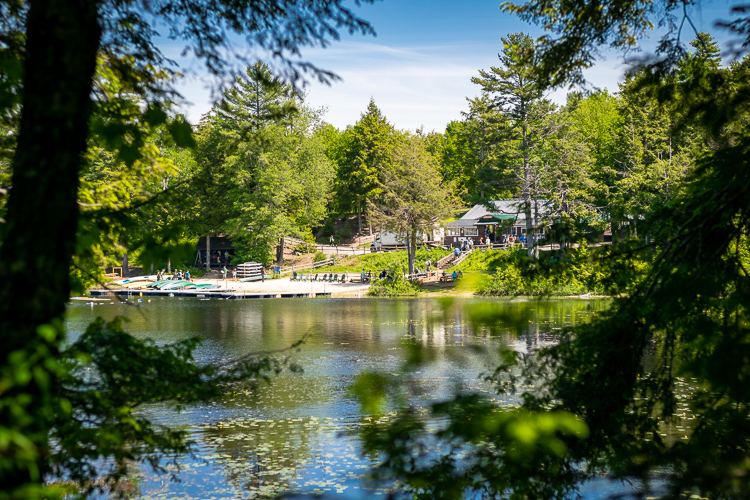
[
  {"left": 156, "top": 269, "right": 191, "bottom": 281},
  {"left": 453, "top": 239, "right": 474, "bottom": 257},
  {"left": 499, "top": 234, "right": 526, "bottom": 245}
]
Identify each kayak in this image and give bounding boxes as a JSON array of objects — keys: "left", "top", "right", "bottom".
[
  {"left": 114, "top": 275, "right": 158, "bottom": 285},
  {"left": 120, "top": 280, "right": 155, "bottom": 289}
]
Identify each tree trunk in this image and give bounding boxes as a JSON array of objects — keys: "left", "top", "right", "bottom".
[
  {"left": 531, "top": 193, "right": 540, "bottom": 259},
  {"left": 0, "top": 0, "right": 101, "bottom": 492},
  {"left": 522, "top": 119, "right": 535, "bottom": 259},
  {"left": 408, "top": 229, "right": 417, "bottom": 276},
  {"left": 205, "top": 235, "right": 211, "bottom": 272},
  {"left": 357, "top": 199, "right": 362, "bottom": 235}
]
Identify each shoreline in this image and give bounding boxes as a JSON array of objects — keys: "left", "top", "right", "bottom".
[
  {"left": 85, "top": 276, "right": 610, "bottom": 301},
  {"left": 89, "top": 276, "right": 371, "bottom": 299}
]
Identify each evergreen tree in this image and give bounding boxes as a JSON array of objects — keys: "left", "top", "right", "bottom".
[
  {"left": 472, "top": 32, "right": 556, "bottom": 258},
  {"left": 193, "top": 64, "right": 334, "bottom": 264},
  {"left": 334, "top": 99, "right": 398, "bottom": 234},
  {"left": 443, "top": 95, "right": 517, "bottom": 203}
]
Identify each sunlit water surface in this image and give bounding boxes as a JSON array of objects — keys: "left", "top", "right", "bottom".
[{"left": 65, "top": 297, "right": 645, "bottom": 499}]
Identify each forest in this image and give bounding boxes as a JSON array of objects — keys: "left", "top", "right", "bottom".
[
  {"left": 7, "top": 30, "right": 728, "bottom": 281},
  {"left": 1, "top": 0, "right": 750, "bottom": 498}
]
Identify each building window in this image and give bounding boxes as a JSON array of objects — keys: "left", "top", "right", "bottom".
[
  {"left": 447, "top": 228, "right": 461, "bottom": 236},
  {"left": 464, "top": 227, "right": 478, "bottom": 236}
]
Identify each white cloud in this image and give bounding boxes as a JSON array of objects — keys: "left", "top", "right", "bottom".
[{"left": 173, "top": 40, "right": 627, "bottom": 133}]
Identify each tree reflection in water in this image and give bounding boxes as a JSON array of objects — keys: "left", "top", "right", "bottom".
[{"left": 64, "top": 297, "right": 607, "bottom": 498}]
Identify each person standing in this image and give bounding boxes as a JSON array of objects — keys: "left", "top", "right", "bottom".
[
  {"left": 232, "top": 267, "right": 237, "bottom": 281},
  {"left": 329, "top": 234, "right": 335, "bottom": 246},
  {"left": 221, "top": 266, "right": 227, "bottom": 285},
  {"left": 185, "top": 269, "right": 191, "bottom": 282},
  {"left": 261, "top": 267, "right": 265, "bottom": 282}
]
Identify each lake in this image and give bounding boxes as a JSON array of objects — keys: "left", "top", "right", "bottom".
[{"left": 66, "top": 296, "right": 626, "bottom": 499}]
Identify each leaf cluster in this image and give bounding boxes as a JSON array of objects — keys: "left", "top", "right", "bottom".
[{"left": 51, "top": 317, "right": 302, "bottom": 496}]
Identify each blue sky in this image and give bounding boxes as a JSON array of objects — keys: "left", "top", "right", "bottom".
[{"left": 173, "top": 0, "right": 740, "bottom": 133}]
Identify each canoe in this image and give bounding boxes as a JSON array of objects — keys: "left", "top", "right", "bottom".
[
  {"left": 160, "top": 281, "right": 194, "bottom": 290},
  {"left": 194, "top": 284, "right": 223, "bottom": 290}
]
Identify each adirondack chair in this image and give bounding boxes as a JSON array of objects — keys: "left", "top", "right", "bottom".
[
  {"left": 321, "top": 273, "right": 328, "bottom": 281},
  {"left": 339, "top": 273, "right": 346, "bottom": 283},
  {"left": 330, "top": 273, "right": 338, "bottom": 282},
  {"left": 292, "top": 271, "right": 298, "bottom": 281},
  {"left": 312, "top": 273, "right": 318, "bottom": 281}
]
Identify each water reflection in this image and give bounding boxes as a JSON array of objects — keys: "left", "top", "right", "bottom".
[{"left": 66, "top": 297, "right": 608, "bottom": 499}]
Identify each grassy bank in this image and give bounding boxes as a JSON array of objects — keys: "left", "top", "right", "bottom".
[
  {"left": 455, "top": 245, "right": 648, "bottom": 297},
  {"left": 318, "top": 247, "right": 451, "bottom": 274},
  {"left": 316, "top": 245, "right": 646, "bottom": 297}
]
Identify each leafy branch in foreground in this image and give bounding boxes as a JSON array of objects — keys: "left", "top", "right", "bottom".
[
  {"left": 350, "top": 318, "right": 590, "bottom": 500},
  {"left": 49, "top": 317, "right": 303, "bottom": 497}
]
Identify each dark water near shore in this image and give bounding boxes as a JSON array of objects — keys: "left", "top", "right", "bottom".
[{"left": 65, "top": 297, "right": 645, "bottom": 499}]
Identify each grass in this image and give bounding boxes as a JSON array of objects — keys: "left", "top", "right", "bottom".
[{"left": 317, "top": 247, "right": 451, "bottom": 274}]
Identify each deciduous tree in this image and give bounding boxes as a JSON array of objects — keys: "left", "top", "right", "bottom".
[{"left": 368, "top": 134, "right": 459, "bottom": 276}]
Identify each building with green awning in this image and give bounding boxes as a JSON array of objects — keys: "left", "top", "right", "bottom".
[{"left": 445, "top": 200, "right": 549, "bottom": 246}]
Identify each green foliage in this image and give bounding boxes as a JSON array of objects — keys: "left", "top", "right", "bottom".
[
  {"left": 367, "top": 268, "right": 420, "bottom": 297},
  {"left": 350, "top": 322, "right": 591, "bottom": 500},
  {"left": 369, "top": 133, "right": 461, "bottom": 275},
  {"left": 316, "top": 247, "right": 450, "bottom": 274},
  {"left": 474, "top": 245, "right": 649, "bottom": 297},
  {"left": 186, "top": 266, "right": 206, "bottom": 278},
  {"left": 338, "top": 218, "right": 353, "bottom": 240},
  {"left": 472, "top": 32, "right": 559, "bottom": 258},
  {"left": 312, "top": 250, "right": 327, "bottom": 263},
  {"left": 321, "top": 218, "right": 335, "bottom": 237},
  {"left": 51, "top": 317, "right": 301, "bottom": 496},
  {"left": 330, "top": 99, "right": 399, "bottom": 232},
  {"left": 192, "top": 64, "right": 335, "bottom": 265},
  {"left": 0, "top": 0, "right": 377, "bottom": 495}
]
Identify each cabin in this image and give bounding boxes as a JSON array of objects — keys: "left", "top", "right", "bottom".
[
  {"left": 194, "top": 236, "right": 237, "bottom": 268},
  {"left": 445, "top": 200, "right": 549, "bottom": 247}
]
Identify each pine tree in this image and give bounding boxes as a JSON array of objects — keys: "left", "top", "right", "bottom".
[
  {"left": 472, "top": 32, "right": 556, "bottom": 258},
  {"left": 334, "top": 99, "right": 398, "bottom": 234}
]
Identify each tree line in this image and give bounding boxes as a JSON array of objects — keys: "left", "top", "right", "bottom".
[{"left": 48, "top": 30, "right": 733, "bottom": 281}]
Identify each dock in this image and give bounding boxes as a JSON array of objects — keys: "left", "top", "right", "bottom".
[
  {"left": 87, "top": 276, "right": 370, "bottom": 300},
  {"left": 89, "top": 289, "right": 335, "bottom": 299}
]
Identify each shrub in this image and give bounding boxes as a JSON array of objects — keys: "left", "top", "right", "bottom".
[
  {"left": 186, "top": 266, "right": 206, "bottom": 278},
  {"left": 475, "top": 244, "right": 649, "bottom": 297},
  {"left": 313, "top": 251, "right": 327, "bottom": 263},
  {"left": 367, "top": 267, "right": 420, "bottom": 297}
]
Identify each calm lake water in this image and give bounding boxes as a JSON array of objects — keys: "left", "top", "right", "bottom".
[{"left": 65, "top": 296, "right": 637, "bottom": 499}]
